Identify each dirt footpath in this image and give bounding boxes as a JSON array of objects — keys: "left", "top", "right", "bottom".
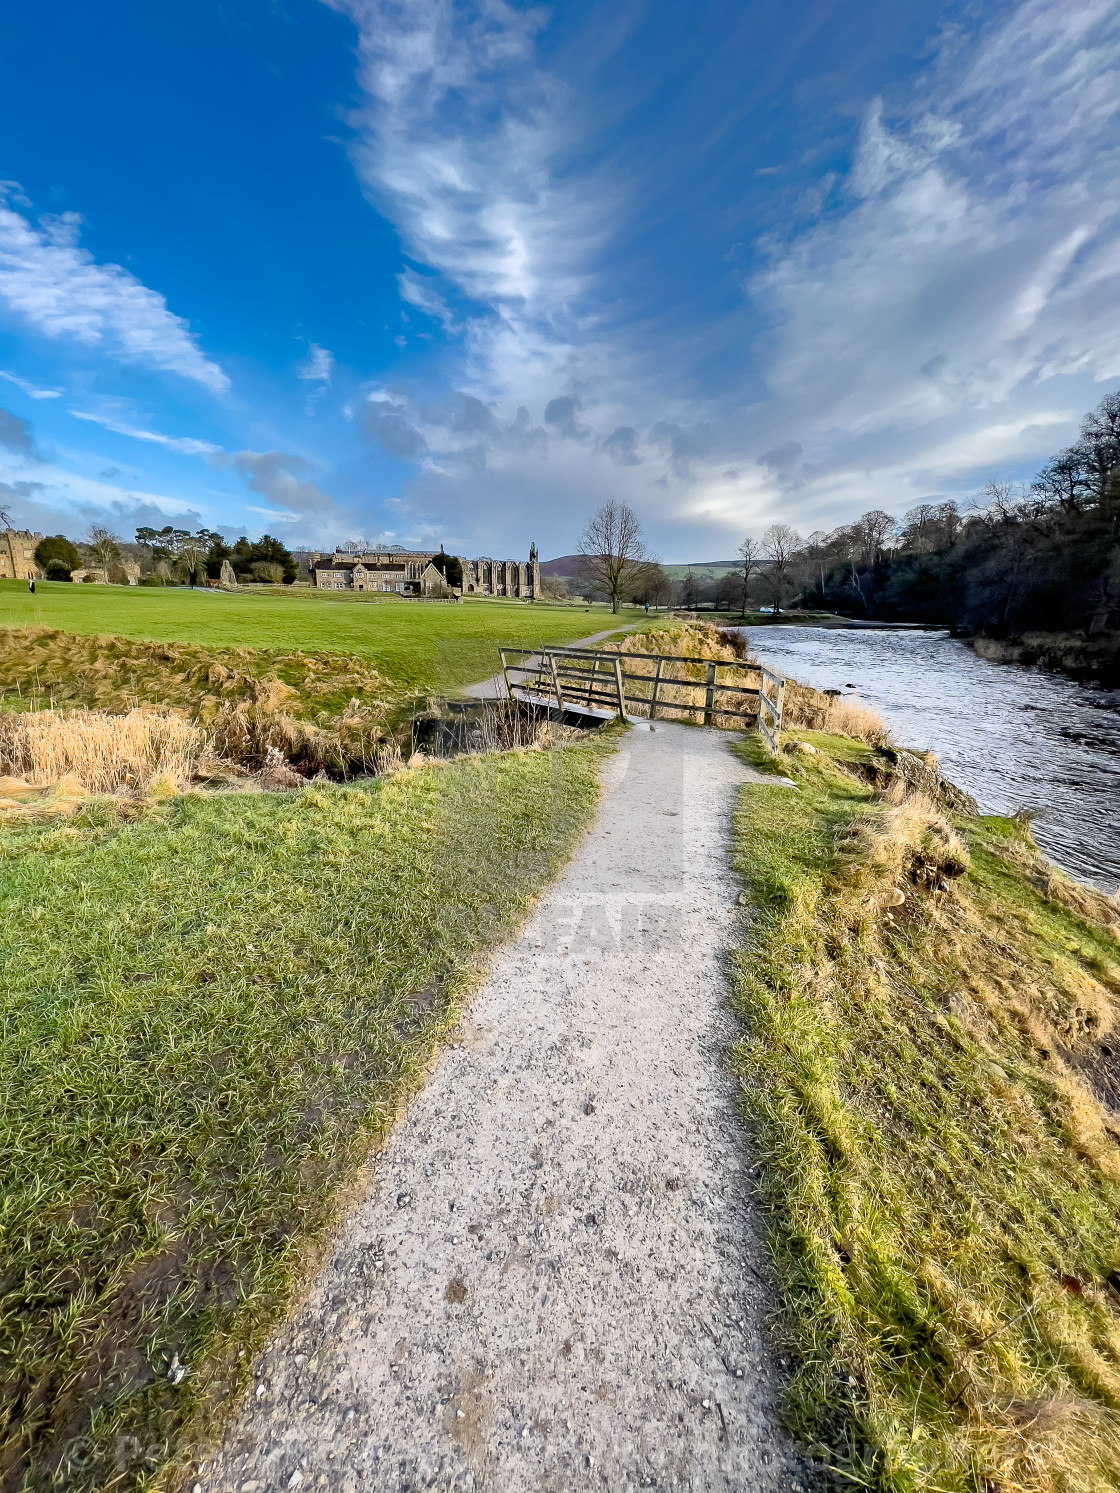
[{"left": 206, "top": 723, "right": 810, "bottom": 1493}]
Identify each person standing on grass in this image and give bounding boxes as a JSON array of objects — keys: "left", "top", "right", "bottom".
[{"left": 27, "top": 576, "right": 35, "bottom": 594}]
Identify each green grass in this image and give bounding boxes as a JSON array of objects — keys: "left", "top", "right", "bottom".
[
  {"left": 0, "top": 738, "right": 610, "bottom": 1492},
  {"left": 0, "top": 581, "right": 627, "bottom": 696},
  {"left": 728, "top": 732, "right": 1120, "bottom": 1492}
]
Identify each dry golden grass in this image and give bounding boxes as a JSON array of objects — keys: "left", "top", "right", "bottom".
[{"left": 0, "top": 708, "right": 211, "bottom": 794}]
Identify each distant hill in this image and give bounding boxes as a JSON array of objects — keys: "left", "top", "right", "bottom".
[{"left": 539, "top": 553, "right": 585, "bottom": 577}]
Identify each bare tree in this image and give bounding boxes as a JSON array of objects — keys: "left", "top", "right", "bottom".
[
  {"left": 629, "top": 561, "right": 672, "bottom": 608},
  {"left": 677, "top": 567, "right": 699, "bottom": 611},
  {"left": 0, "top": 501, "right": 11, "bottom": 529},
  {"left": 736, "top": 535, "right": 762, "bottom": 616},
  {"left": 577, "top": 500, "right": 651, "bottom": 614},
  {"left": 760, "top": 523, "right": 802, "bottom": 613},
  {"left": 85, "top": 525, "right": 122, "bottom": 570}
]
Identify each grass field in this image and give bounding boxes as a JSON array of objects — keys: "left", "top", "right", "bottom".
[
  {"left": 0, "top": 737, "right": 610, "bottom": 1493},
  {"left": 0, "top": 582, "right": 627, "bottom": 696},
  {"left": 730, "top": 731, "right": 1120, "bottom": 1491}
]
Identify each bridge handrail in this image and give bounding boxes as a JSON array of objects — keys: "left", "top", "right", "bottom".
[{"left": 496, "top": 644, "right": 788, "bottom": 748}]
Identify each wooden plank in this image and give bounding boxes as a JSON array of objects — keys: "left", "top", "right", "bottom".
[
  {"left": 613, "top": 655, "right": 626, "bottom": 718},
  {"left": 703, "top": 662, "right": 716, "bottom": 727},
  {"left": 649, "top": 657, "right": 663, "bottom": 720}
]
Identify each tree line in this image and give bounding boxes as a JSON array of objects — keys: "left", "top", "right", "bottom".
[
  {"left": 29, "top": 525, "right": 299, "bottom": 587},
  {"left": 573, "top": 391, "right": 1120, "bottom": 634},
  {"left": 762, "top": 392, "right": 1120, "bottom": 635}
]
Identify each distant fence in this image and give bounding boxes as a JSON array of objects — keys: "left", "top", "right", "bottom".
[{"left": 498, "top": 645, "right": 786, "bottom": 750}]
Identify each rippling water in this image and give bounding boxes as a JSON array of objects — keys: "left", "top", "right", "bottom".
[{"left": 738, "top": 625, "right": 1120, "bottom": 893}]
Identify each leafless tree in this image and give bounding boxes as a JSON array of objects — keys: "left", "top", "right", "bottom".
[
  {"left": 0, "top": 501, "right": 11, "bottom": 529},
  {"left": 736, "top": 535, "right": 762, "bottom": 616},
  {"left": 678, "top": 567, "right": 699, "bottom": 610},
  {"left": 629, "top": 561, "right": 672, "bottom": 608},
  {"left": 760, "top": 523, "right": 802, "bottom": 613},
  {"left": 85, "top": 525, "right": 122, "bottom": 570},
  {"left": 577, "top": 500, "right": 651, "bottom": 614},
  {"left": 849, "top": 509, "right": 897, "bottom": 565}
]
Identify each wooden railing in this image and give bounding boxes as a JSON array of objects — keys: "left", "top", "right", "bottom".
[{"left": 497, "top": 645, "right": 786, "bottom": 749}]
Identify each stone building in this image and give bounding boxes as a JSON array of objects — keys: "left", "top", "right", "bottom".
[
  {"left": 310, "top": 547, "right": 449, "bottom": 593},
  {"left": 461, "top": 544, "right": 541, "bottom": 598},
  {"left": 70, "top": 562, "right": 141, "bottom": 585},
  {"left": 0, "top": 529, "right": 43, "bottom": 581},
  {"left": 311, "top": 543, "right": 541, "bottom": 599}
]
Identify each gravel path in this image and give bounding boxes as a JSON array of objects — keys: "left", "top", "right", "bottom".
[{"left": 206, "top": 723, "right": 809, "bottom": 1493}]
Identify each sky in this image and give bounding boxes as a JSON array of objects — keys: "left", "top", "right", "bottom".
[{"left": 0, "top": 0, "right": 1118, "bottom": 562}]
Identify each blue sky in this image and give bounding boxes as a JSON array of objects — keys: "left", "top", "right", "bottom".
[{"left": 0, "top": 0, "right": 1117, "bottom": 561}]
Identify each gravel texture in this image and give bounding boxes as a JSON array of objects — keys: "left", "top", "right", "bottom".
[{"left": 205, "top": 723, "right": 810, "bottom": 1493}]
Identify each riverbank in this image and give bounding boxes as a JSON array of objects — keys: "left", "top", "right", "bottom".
[
  {"left": 730, "top": 727, "right": 1120, "bottom": 1492},
  {"left": 971, "top": 630, "right": 1120, "bottom": 689}
]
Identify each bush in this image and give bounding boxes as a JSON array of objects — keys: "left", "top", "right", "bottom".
[
  {"left": 35, "top": 535, "right": 81, "bottom": 572},
  {"left": 44, "top": 560, "right": 72, "bottom": 582}
]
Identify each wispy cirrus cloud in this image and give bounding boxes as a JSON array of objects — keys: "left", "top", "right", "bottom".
[
  {"left": 69, "top": 408, "right": 222, "bottom": 456},
  {"left": 747, "top": 0, "right": 1120, "bottom": 480},
  {"left": 327, "top": 0, "right": 1120, "bottom": 548},
  {"left": 0, "top": 369, "right": 61, "bottom": 399},
  {"left": 0, "top": 187, "right": 229, "bottom": 393}
]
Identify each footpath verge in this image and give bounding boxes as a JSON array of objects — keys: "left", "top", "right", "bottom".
[{"left": 729, "top": 726, "right": 1120, "bottom": 1492}]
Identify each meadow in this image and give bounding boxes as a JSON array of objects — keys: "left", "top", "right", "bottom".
[{"left": 0, "top": 581, "right": 625, "bottom": 696}]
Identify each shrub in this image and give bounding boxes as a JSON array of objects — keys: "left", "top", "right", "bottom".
[{"left": 34, "top": 535, "right": 81, "bottom": 572}]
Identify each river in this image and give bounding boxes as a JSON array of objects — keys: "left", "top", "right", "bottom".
[{"left": 739, "top": 625, "right": 1120, "bottom": 893}]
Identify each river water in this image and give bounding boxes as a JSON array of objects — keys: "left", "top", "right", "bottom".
[{"left": 739, "top": 625, "right": 1120, "bottom": 893}]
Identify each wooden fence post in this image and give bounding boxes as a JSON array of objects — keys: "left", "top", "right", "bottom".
[
  {"left": 703, "top": 662, "right": 717, "bottom": 727},
  {"left": 650, "top": 657, "right": 663, "bottom": 720},
  {"left": 500, "top": 649, "right": 514, "bottom": 702},
  {"left": 613, "top": 656, "right": 626, "bottom": 718},
  {"left": 547, "top": 651, "right": 566, "bottom": 712}
]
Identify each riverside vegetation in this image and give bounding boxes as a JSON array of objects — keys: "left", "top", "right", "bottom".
[{"left": 730, "top": 723, "right": 1120, "bottom": 1491}]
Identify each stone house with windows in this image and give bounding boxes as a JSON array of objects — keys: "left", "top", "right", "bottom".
[
  {"left": 311, "top": 543, "right": 541, "bottom": 599},
  {"left": 0, "top": 529, "right": 43, "bottom": 581}
]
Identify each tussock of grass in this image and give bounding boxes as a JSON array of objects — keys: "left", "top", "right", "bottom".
[
  {"left": 0, "top": 738, "right": 608, "bottom": 1492},
  {"left": 729, "top": 734, "right": 1120, "bottom": 1491},
  {"left": 0, "top": 629, "right": 390, "bottom": 775},
  {"left": 0, "top": 708, "right": 211, "bottom": 795}
]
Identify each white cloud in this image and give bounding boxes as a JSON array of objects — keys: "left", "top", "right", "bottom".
[
  {"left": 0, "top": 369, "right": 61, "bottom": 398},
  {"left": 326, "top": 0, "right": 1120, "bottom": 553},
  {"left": 298, "top": 343, "right": 334, "bottom": 384},
  {"left": 246, "top": 504, "right": 300, "bottom": 520},
  {"left": 0, "top": 188, "right": 229, "bottom": 392},
  {"left": 69, "top": 409, "right": 222, "bottom": 456},
  {"left": 751, "top": 0, "right": 1120, "bottom": 444}
]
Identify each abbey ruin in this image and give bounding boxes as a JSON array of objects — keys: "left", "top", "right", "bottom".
[{"left": 311, "top": 543, "right": 540, "bottom": 598}]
